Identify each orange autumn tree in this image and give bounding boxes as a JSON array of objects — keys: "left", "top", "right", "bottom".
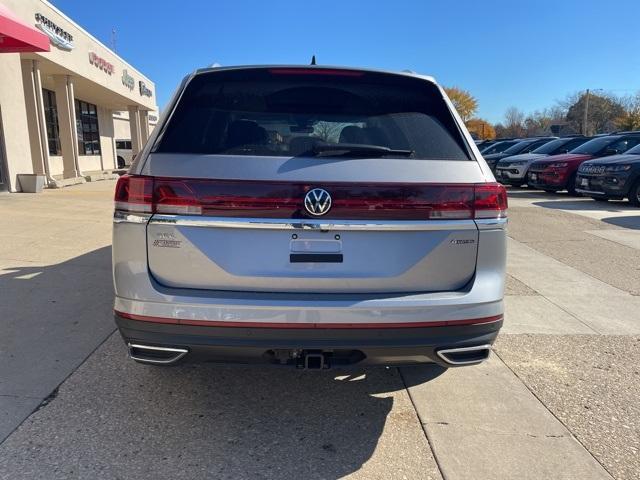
[
  {"left": 466, "top": 118, "right": 496, "bottom": 140},
  {"left": 444, "top": 86, "right": 478, "bottom": 122}
]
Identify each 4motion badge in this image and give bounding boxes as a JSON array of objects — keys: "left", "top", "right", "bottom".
[{"left": 450, "top": 239, "right": 476, "bottom": 245}]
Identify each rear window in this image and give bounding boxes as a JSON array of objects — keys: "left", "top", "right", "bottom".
[
  {"left": 482, "top": 140, "right": 517, "bottom": 155},
  {"left": 570, "top": 136, "right": 620, "bottom": 155},
  {"left": 502, "top": 139, "right": 545, "bottom": 155},
  {"left": 155, "top": 68, "right": 471, "bottom": 161},
  {"left": 531, "top": 138, "right": 569, "bottom": 154}
]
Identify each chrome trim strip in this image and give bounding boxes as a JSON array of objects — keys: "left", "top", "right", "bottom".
[
  {"left": 475, "top": 217, "right": 508, "bottom": 230},
  {"left": 113, "top": 211, "right": 151, "bottom": 224},
  {"left": 127, "top": 343, "right": 188, "bottom": 365},
  {"left": 436, "top": 344, "right": 491, "bottom": 365},
  {"left": 148, "top": 214, "right": 479, "bottom": 231}
]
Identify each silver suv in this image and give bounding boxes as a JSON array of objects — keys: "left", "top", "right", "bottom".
[{"left": 112, "top": 65, "right": 507, "bottom": 369}]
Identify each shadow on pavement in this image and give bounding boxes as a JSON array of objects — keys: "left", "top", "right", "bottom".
[
  {"left": 503, "top": 188, "right": 559, "bottom": 199},
  {"left": 0, "top": 247, "right": 115, "bottom": 442},
  {"left": 1, "top": 246, "right": 447, "bottom": 478},
  {"left": 532, "top": 199, "right": 634, "bottom": 212},
  {"left": 601, "top": 215, "right": 640, "bottom": 230}
]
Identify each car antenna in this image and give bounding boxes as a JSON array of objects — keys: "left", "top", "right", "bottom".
[{"left": 310, "top": 55, "right": 316, "bottom": 65}]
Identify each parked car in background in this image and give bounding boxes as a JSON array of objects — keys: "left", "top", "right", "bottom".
[
  {"left": 576, "top": 143, "right": 640, "bottom": 205},
  {"left": 483, "top": 137, "right": 557, "bottom": 172},
  {"left": 475, "top": 139, "right": 493, "bottom": 150},
  {"left": 480, "top": 139, "right": 519, "bottom": 155},
  {"left": 495, "top": 136, "right": 590, "bottom": 187},
  {"left": 115, "top": 139, "right": 133, "bottom": 169},
  {"left": 112, "top": 65, "right": 507, "bottom": 370},
  {"left": 528, "top": 133, "right": 640, "bottom": 194}
]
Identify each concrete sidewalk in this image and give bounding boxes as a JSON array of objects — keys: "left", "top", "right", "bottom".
[{"left": 0, "top": 182, "right": 117, "bottom": 442}]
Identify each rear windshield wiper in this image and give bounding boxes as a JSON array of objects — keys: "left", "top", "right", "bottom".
[{"left": 312, "top": 143, "right": 414, "bottom": 158}]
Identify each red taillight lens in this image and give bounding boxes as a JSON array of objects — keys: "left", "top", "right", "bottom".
[
  {"left": 115, "top": 176, "right": 507, "bottom": 220},
  {"left": 154, "top": 179, "right": 202, "bottom": 215},
  {"left": 474, "top": 183, "right": 508, "bottom": 219},
  {"left": 114, "top": 175, "right": 153, "bottom": 213}
]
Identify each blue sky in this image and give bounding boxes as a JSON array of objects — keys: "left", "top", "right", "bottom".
[{"left": 52, "top": 0, "right": 640, "bottom": 123}]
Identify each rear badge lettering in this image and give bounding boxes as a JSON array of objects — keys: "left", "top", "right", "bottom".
[
  {"left": 153, "top": 232, "right": 181, "bottom": 248},
  {"left": 450, "top": 239, "right": 475, "bottom": 245},
  {"left": 153, "top": 239, "right": 181, "bottom": 248}
]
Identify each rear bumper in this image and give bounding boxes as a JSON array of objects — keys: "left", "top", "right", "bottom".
[
  {"left": 113, "top": 213, "right": 507, "bottom": 368},
  {"left": 115, "top": 314, "right": 502, "bottom": 368}
]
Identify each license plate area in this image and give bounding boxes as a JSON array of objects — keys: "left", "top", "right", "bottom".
[{"left": 290, "top": 253, "right": 343, "bottom": 263}]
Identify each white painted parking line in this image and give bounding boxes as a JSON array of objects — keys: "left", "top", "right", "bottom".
[
  {"left": 507, "top": 238, "right": 640, "bottom": 334},
  {"left": 402, "top": 356, "right": 613, "bottom": 480}
]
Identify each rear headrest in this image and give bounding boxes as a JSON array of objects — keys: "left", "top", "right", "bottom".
[
  {"left": 339, "top": 125, "right": 368, "bottom": 144},
  {"left": 289, "top": 136, "right": 318, "bottom": 155},
  {"left": 226, "top": 120, "right": 268, "bottom": 148}
]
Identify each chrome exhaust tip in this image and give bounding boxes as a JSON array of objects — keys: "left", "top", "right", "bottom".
[
  {"left": 436, "top": 344, "right": 491, "bottom": 366},
  {"left": 127, "top": 343, "right": 188, "bottom": 365}
]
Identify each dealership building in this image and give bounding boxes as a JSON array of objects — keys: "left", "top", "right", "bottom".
[{"left": 0, "top": 0, "right": 158, "bottom": 192}]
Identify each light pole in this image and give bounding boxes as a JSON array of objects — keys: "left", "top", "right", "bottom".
[
  {"left": 582, "top": 88, "right": 604, "bottom": 136},
  {"left": 582, "top": 89, "right": 590, "bottom": 136}
]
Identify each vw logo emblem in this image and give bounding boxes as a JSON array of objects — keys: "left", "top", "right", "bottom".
[{"left": 304, "top": 188, "right": 332, "bottom": 216}]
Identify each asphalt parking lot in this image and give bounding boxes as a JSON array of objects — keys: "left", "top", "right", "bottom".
[{"left": 0, "top": 182, "right": 638, "bottom": 479}]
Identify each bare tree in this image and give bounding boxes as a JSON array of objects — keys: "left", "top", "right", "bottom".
[
  {"left": 502, "top": 107, "right": 525, "bottom": 137},
  {"left": 616, "top": 92, "right": 640, "bottom": 131},
  {"left": 312, "top": 122, "right": 343, "bottom": 143},
  {"left": 524, "top": 108, "right": 566, "bottom": 136}
]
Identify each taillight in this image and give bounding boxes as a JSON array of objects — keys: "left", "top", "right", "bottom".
[
  {"left": 154, "top": 179, "right": 202, "bottom": 215},
  {"left": 114, "top": 175, "right": 153, "bottom": 213},
  {"left": 114, "top": 176, "right": 507, "bottom": 220},
  {"left": 473, "top": 183, "right": 508, "bottom": 219}
]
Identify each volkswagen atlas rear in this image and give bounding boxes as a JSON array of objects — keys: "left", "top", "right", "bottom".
[{"left": 112, "top": 66, "right": 507, "bottom": 369}]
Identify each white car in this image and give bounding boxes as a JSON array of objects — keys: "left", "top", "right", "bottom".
[
  {"left": 115, "top": 139, "right": 133, "bottom": 169},
  {"left": 495, "top": 137, "right": 590, "bottom": 186}
]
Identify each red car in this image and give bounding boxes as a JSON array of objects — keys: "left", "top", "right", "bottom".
[{"left": 528, "top": 134, "right": 640, "bottom": 194}]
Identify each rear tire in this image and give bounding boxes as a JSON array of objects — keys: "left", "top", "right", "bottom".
[
  {"left": 629, "top": 180, "right": 640, "bottom": 207},
  {"left": 117, "top": 156, "right": 126, "bottom": 169}
]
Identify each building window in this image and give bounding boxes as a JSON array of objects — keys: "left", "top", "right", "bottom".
[
  {"left": 42, "top": 89, "right": 61, "bottom": 155},
  {"left": 75, "top": 99, "right": 101, "bottom": 155}
]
